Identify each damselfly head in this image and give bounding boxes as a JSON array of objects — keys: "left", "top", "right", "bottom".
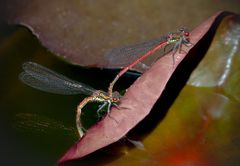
[
  {"left": 112, "top": 91, "right": 121, "bottom": 103},
  {"left": 179, "top": 27, "right": 190, "bottom": 36},
  {"left": 179, "top": 27, "right": 191, "bottom": 44}
]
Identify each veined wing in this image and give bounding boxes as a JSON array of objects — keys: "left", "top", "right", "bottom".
[
  {"left": 104, "top": 36, "right": 168, "bottom": 68},
  {"left": 19, "top": 62, "right": 96, "bottom": 95}
]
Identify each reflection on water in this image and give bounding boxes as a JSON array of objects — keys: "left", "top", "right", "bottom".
[{"left": 14, "top": 113, "right": 77, "bottom": 138}]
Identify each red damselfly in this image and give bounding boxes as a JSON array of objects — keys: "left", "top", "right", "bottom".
[
  {"left": 19, "top": 62, "right": 121, "bottom": 138},
  {"left": 107, "top": 28, "right": 192, "bottom": 98}
]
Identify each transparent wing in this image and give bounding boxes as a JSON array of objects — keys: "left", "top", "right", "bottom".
[
  {"left": 19, "top": 62, "right": 96, "bottom": 95},
  {"left": 104, "top": 36, "right": 168, "bottom": 68}
]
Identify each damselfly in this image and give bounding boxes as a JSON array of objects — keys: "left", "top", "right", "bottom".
[
  {"left": 107, "top": 28, "right": 192, "bottom": 98},
  {"left": 19, "top": 62, "right": 121, "bottom": 138}
]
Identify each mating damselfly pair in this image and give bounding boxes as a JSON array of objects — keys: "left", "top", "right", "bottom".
[{"left": 19, "top": 28, "right": 192, "bottom": 138}]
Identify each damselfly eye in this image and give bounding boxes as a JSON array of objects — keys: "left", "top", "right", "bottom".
[
  {"left": 112, "top": 97, "right": 119, "bottom": 102},
  {"left": 184, "top": 32, "right": 190, "bottom": 36}
]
